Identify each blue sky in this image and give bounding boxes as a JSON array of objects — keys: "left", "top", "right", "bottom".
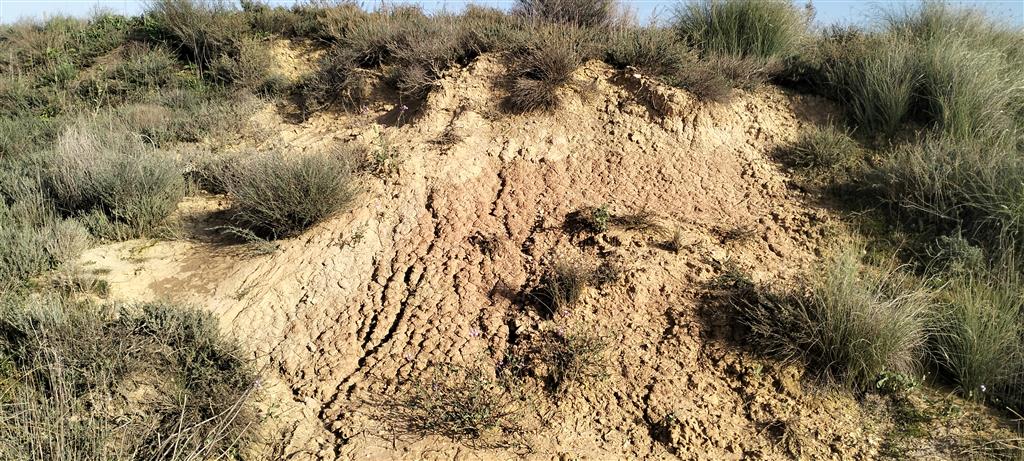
[{"left": 1, "top": 0, "right": 1022, "bottom": 26}]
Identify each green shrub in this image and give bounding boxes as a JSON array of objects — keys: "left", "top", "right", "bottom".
[
  {"left": 785, "top": 125, "right": 861, "bottom": 170},
  {"left": 870, "top": 137, "right": 1024, "bottom": 250},
  {"left": 219, "top": 148, "right": 358, "bottom": 238},
  {"left": 0, "top": 197, "right": 90, "bottom": 283},
  {"left": 933, "top": 271, "right": 1024, "bottom": 407},
  {"left": 732, "top": 250, "right": 932, "bottom": 388},
  {"left": 0, "top": 296, "right": 260, "bottom": 459},
  {"left": 504, "top": 27, "right": 585, "bottom": 113},
  {"left": 673, "top": 0, "right": 807, "bottom": 60},
  {"left": 605, "top": 27, "right": 690, "bottom": 76},
  {"left": 814, "top": 31, "right": 918, "bottom": 135},
  {"left": 44, "top": 119, "right": 186, "bottom": 239},
  {"left": 513, "top": 0, "right": 620, "bottom": 28}
]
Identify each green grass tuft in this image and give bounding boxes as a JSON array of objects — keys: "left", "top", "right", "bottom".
[
  {"left": 673, "top": 0, "right": 807, "bottom": 60},
  {"left": 731, "top": 250, "right": 932, "bottom": 388}
]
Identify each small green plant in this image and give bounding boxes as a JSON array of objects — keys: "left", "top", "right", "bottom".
[
  {"left": 875, "top": 371, "right": 918, "bottom": 397},
  {"left": 219, "top": 147, "right": 358, "bottom": 238},
  {"left": 564, "top": 205, "right": 610, "bottom": 233}
]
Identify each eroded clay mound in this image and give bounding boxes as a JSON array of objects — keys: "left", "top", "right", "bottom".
[{"left": 81, "top": 55, "right": 878, "bottom": 460}]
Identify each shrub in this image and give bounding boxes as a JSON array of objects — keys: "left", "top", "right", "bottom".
[
  {"left": 731, "top": 250, "right": 932, "bottom": 388},
  {"left": 667, "top": 54, "right": 773, "bottom": 102},
  {"left": 0, "top": 197, "right": 90, "bottom": 283},
  {"left": 387, "top": 16, "right": 479, "bottom": 101},
  {"left": 605, "top": 27, "right": 690, "bottom": 76},
  {"left": 504, "top": 27, "right": 585, "bottom": 113},
  {"left": 933, "top": 271, "right": 1024, "bottom": 407},
  {"left": 870, "top": 137, "right": 1024, "bottom": 250},
  {"left": 784, "top": 125, "right": 861, "bottom": 170},
  {"left": 513, "top": 0, "right": 619, "bottom": 29},
  {"left": 814, "top": 31, "right": 918, "bottom": 135},
  {"left": 673, "top": 0, "right": 807, "bottom": 60},
  {"left": 147, "top": 0, "right": 272, "bottom": 88},
  {"left": 537, "top": 261, "right": 591, "bottom": 316},
  {"left": 44, "top": 119, "right": 186, "bottom": 240},
  {"left": 528, "top": 328, "right": 608, "bottom": 393},
  {"left": 385, "top": 362, "right": 524, "bottom": 441},
  {"left": 219, "top": 148, "right": 358, "bottom": 238},
  {"left": 0, "top": 297, "right": 260, "bottom": 459}
]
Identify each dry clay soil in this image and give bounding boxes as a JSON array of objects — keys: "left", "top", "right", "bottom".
[{"left": 79, "top": 48, "right": 1015, "bottom": 460}]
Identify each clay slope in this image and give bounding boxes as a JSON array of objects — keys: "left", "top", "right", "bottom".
[{"left": 81, "top": 55, "right": 881, "bottom": 460}]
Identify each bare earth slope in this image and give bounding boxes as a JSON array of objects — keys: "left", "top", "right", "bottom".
[{"left": 82, "top": 55, "right": 901, "bottom": 459}]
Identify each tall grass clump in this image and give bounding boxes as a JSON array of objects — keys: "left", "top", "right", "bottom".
[
  {"left": 673, "top": 0, "right": 807, "bottom": 61},
  {"left": 604, "top": 26, "right": 690, "bottom": 76},
  {"left": 813, "top": 30, "right": 918, "bottom": 135},
  {"left": 43, "top": 120, "right": 185, "bottom": 240},
  {"left": 870, "top": 137, "right": 1024, "bottom": 250},
  {"left": 0, "top": 296, "right": 261, "bottom": 459},
  {"left": 513, "top": 0, "right": 620, "bottom": 29},
  {"left": 219, "top": 148, "right": 357, "bottom": 238},
  {"left": 504, "top": 27, "right": 586, "bottom": 113},
  {"left": 732, "top": 250, "right": 932, "bottom": 388},
  {"left": 933, "top": 270, "right": 1024, "bottom": 407}
]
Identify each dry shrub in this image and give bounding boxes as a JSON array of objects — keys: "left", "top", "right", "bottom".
[
  {"left": 522, "top": 327, "right": 609, "bottom": 394},
  {"left": 537, "top": 260, "right": 592, "bottom": 316},
  {"left": 504, "top": 27, "right": 586, "bottom": 113},
  {"left": 147, "top": 0, "right": 272, "bottom": 88},
  {"left": 513, "top": 0, "right": 621, "bottom": 29},
  {"left": 44, "top": 118, "right": 185, "bottom": 240},
  {"left": 0, "top": 297, "right": 261, "bottom": 460},
  {"left": 384, "top": 362, "right": 525, "bottom": 442},
  {"left": 218, "top": 147, "right": 358, "bottom": 238},
  {"left": 605, "top": 26, "right": 690, "bottom": 76},
  {"left": 669, "top": 54, "right": 775, "bottom": 102}
]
